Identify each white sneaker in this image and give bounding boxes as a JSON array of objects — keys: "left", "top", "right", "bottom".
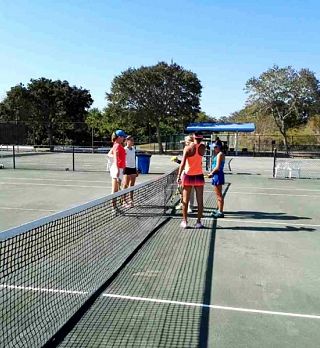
[
  {"left": 180, "top": 221, "right": 188, "bottom": 229},
  {"left": 176, "top": 202, "right": 183, "bottom": 210}
]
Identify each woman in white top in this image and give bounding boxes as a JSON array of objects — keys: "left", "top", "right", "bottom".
[{"left": 123, "top": 135, "right": 138, "bottom": 206}]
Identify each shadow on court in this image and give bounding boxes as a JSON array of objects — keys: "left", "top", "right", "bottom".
[
  {"left": 225, "top": 211, "right": 311, "bottom": 221},
  {"left": 216, "top": 225, "right": 316, "bottom": 233}
]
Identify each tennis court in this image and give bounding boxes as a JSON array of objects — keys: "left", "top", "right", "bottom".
[
  {"left": 0, "top": 155, "right": 178, "bottom": 231},
  {"left": 1, "top": 157, "right": 320, "bottom": 347}
]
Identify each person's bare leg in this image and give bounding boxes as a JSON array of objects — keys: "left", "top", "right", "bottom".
[
  {"left": 122, "top": 175, "right": 129, "bottom": 190},
  {"left": 189, "top": 187, "right": 195, "bottom": 210},
  {"left": 214, "top": 185, "right": 224, "bottom": 212},
  {"left": 112, "top": 178, "right": 119, "bottom": 208},
  {"left": 129, "top": 174, "right": 136, "bottom": 202},
  {"left": 122, "top": 175, "right": 130, "bottom": 204},
  {"left": 194, "top": 186, "right": 204, "bottom": 223},
  {"left": 182, "top": 186, "right": 191, "bottom": 224},
  {"left": 219, "top": 185, "right": 224, "bottom": 212}
]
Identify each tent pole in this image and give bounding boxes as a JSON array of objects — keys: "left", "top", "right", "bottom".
[{"left": 235, "top": 131, "right": 238, "bottom": 156}]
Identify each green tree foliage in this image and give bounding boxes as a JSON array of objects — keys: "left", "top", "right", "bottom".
[
  {"left": 228, "top": 105, "right": 279, "bottom": 134},
  {"left": 0, "top": 78, "right": 93, "bottom": 146},
  {"left": 245, "top": 65, "right": 320, "bottom": 153},
  {"left": 307, "top": 114, "right": 320, "bottom": 135},
  {"left": 194, "top": 111, "right": 216, "bottom": 123},
  {"left": 106, "top": 62, "right": 202, "bottom": 153}
]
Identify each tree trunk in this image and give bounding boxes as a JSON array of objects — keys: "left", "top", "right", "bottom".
[
  {"left": 156, "top": 123, "right": 164, "bottom": 154},
  {"left": 280, "top": 127, "right": 290, "bottom": 156}
]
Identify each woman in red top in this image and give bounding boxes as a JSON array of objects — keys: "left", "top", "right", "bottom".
[{"left": 110, "top": 129, "right": 127, "bottom": 194}]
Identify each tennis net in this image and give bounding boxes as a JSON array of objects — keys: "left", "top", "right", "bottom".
[{"left": 0, "top": 169, "right": 178, "bottom": 348}]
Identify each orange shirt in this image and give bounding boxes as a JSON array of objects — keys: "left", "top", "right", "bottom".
[
  {"left": 112, "top": 143, "right": 126, "bottom": 169},
  {"left": 184, "top": 144, "right": 203, "bottom": 175}
]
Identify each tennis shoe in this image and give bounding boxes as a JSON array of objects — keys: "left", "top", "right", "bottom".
[
  {"left": 176, "top": 202, "right": 183, "bottom": 210},
  {"left": 187, "top": 206, "right": 193, "bottom": 213},
  {"left": 213, "top": 211, "right": 224, "bottom": 218},
  {"left": 210, "top": 209, "right": 218, "bottom": 216},
  {"left": 180, "top": 221, "right": 188, "bottom": 229},
  {"left": 195, "top": 222, "right": 204, "bottom": 229}
]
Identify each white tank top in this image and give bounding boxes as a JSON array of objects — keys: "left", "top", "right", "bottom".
[{"left": 125, "top": 146, "right": 136, "bottom": 168}]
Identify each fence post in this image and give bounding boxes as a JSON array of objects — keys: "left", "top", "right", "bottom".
[
  {"left": 272, "top": 148, "right": 277, "bottom": 177},
  {"left": 13, "top": 145, "right": 16, "bottom": 169},
  {"left": 91, "top": 127, "right": 94, "bottom": 153},
  {"left": 72, "top": 146, "right": 75, "bottom": 171}
]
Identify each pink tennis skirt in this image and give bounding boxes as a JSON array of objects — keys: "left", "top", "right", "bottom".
[{"left": 182, "top": 173, "right": 205, "bottom": 187}]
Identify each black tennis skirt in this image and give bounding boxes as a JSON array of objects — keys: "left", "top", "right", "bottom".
[{"left": 123, "top": 167, "right": 137, "bottom": 175}]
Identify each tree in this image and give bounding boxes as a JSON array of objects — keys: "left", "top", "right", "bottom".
[
  {"left": 0, "top": 84, "right": 33, "bottom": 122},
  {"left": 106, "top": 62, "right": 202, "bottom": 153},
  {"left": 245, "top": 65, "right": 320, "bottom": 154},
  {"left": 0, "top": 78, "right": 93, "bottom": 147}
]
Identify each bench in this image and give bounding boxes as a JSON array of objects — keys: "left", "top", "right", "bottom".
[{"left": 274, "top": 160, "right": 301, "bottom": 179}]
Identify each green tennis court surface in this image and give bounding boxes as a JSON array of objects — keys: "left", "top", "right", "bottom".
[
  {"left": 55, "top": 175, "right": 320, "bottom": 347},
  {"left": 1, "top": 160, "right": 320, "bottom": 347}
]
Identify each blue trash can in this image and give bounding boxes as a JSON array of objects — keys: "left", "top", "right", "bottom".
[{"left": 136, "top": 153, "right": 152, "bottom": 174}]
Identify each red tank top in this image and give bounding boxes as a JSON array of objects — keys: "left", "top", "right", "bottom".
[{"left": 112, "top": 143, "right": 126, "bottom": 169}]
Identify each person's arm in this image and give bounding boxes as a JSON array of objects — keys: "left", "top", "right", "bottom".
[
  {"left": 177, "top": 148, "right": 188, "bottom": 182},
  {"left": 113, "top": 144, "right": 120, "bottom": 177}
]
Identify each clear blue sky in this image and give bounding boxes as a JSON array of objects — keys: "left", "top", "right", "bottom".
[{"left": 1, "top": 0, "right": 319, "bottom": 117}]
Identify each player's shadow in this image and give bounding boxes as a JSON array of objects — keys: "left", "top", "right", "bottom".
[
  {"left": 226, "top": 211, "right": 311, "bottom": 221},
  {"left": 217, "top": 225, "right": 316, "bottom": 233}
]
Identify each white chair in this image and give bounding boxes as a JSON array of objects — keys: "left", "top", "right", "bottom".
[
  {"left": 274, "top": 160, "right": 289, "bottom": 178},
  {"left": 287, "top": 161, "right": 301, "bottom": 179}
]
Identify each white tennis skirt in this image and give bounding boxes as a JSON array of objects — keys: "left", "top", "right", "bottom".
[{"left": 110, "top": 165, "right": 124, "bottom": 180}]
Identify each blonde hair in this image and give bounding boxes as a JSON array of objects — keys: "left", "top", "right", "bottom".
[
  {"left": 111, "top": 132, "right": 118, "bottom": 143},
  {"left": 184, "top": 135, "right": 193, "bottom": 145}
]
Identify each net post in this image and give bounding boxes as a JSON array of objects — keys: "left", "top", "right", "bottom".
[{"left": 273, "top": 147, "right": 277, "bottom": 177}]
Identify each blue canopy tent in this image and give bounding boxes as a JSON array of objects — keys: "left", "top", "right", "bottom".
[
  {"left": 186, "top": 122, "right": 255, "bottom": 133},
  {"left": 186, "top": 122, "right": 256, "bottom": 155}
]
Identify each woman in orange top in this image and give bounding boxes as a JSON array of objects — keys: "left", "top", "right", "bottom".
[{"left": 177, "top": 133, "right": 205, "bottom": 229}]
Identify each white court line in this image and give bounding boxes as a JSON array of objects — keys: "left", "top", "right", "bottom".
[
  {"left": 0, "top": 284, "right": 85, "bottom": 295},
  {"left": 204, "top": 191, "right": 320, "bottom": 198},
  {"left": 103, "top": 294, "right": 320, "bottom": 320},
  {"left": 226, "top": 186, "right": 320, "bottom": 192},
  {"left": 0, "top": 177, "right": 109, "bottom": 183},
  {"left": 2, "top": 284, "right": 319, "bottom": 320},
  {"left": 220, "top": 218, "right": 320, "bottom": 228},
  {"left": 0, "top": 207, "right": 56, "bottom": 212},
  {"left": 0, "top": 182, "right": 110, "bottom": 189}
]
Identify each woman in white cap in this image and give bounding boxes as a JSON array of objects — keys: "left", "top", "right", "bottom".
[{"left": 208, "top": 142, "right": 225, "bottom": 218}]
